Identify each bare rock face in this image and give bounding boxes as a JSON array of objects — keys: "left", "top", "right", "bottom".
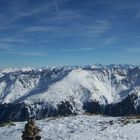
[{"left": 22, "top": 119, "right": 41, "bottom": 140}]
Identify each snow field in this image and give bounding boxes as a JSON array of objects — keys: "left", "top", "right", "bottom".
[{"left": 0, "top": 115, "right": 140, "bottom": 140}]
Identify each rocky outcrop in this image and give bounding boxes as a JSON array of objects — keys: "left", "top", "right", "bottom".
[{"left": 22, "top": 119, "right": 41, "bottom": 140}]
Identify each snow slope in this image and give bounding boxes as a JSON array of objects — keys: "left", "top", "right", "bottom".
[{"left": 0, "top": 115, "right": 140, "bottom": 140}]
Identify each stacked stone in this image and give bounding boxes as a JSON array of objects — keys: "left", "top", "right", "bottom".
[{"left": 22, "top": 119, "right": 41, "bottom": 140}]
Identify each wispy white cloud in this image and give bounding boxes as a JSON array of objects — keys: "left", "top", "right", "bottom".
[
  {"left": 49, "top": 47, "right": 95, "bottom": 52},
  {"left": 135, "top": 10, "right": 140, "bottom": 19},
  {"left": 23, "top": 26, "right": 54, "bottom": 32},
  {"left": 15, "top": 51, "right": 47, "bottom": 56},
  {"left": 0, "top": 45, "right": 13, "bottom": 51},
  {"left": 0, "top": 36, "right": 27, "bottom": 44},
  {"left": 0, "top": 0, "right": 112, "bottom": 41},
  {"left": 0, "top": 40, "right": 48, "bottom": 56},
  {"left": 0, "top": 47, "right": 48, "bottom": 56},
  {"left": 54, "top": 0, "right": 63, "bottom": 22},
  {"left": 0, "top": 15, "right": 11, "bottom": 25},
  {"left": 0, "top": 1, "right": 54, "bottom": 27},
  {"left": 22, "top": 19, "right": 111, "bottom": 40},
  {"left": 126, "top": 47, "right": 140, "bottom": 54},
  {"left": 103, "top": 38, "right": 116, "bottom": 46},
  {"left": 0, "top": 0, "right": 121, "bottom": 55}
]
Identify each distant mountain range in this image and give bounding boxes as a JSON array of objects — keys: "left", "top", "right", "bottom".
[{"left": 0, "top": 64, "right": 140, "bottom": 122}]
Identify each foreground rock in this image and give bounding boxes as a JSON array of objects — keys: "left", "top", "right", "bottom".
[{"left": 22, "top": 119, "right": 41, "bottom": 140}]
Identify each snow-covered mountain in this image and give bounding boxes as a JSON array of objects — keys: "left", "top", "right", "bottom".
[{"left": 0, "top": 64, "right": 140, "bottom": 122}]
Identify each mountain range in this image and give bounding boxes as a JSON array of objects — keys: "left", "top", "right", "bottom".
[{"left": 0, "top": 64, "right": 140, "bottom": 122}]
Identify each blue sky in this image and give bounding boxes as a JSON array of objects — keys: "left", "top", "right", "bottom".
[{"left": 0, "top": 0, "right": 140, "bottom": 67}]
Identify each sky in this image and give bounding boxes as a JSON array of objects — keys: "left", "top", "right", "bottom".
[{"left": 0, "top": 0, "right": 140, "bottom": 67}]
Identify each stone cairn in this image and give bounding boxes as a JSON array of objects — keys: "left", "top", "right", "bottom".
[{"left": 22, "top": 118, "right": 41, "bottom": 140}]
